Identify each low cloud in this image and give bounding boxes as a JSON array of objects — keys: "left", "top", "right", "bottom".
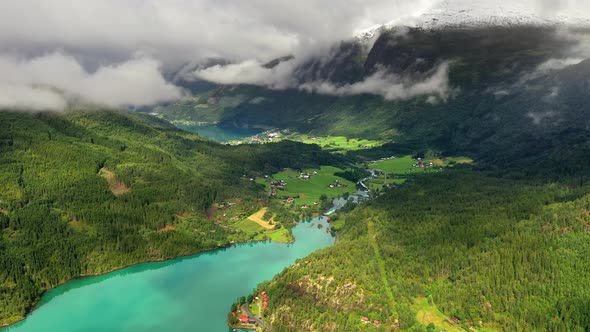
[
  {"left": 194, "top": 60, "right": 297, "bottom": 89},
  {"left": 527, "top": 110, "right": 558, "bottom": 125},
  {"left": 0, "top": 84, "right": 66, "bottom": 111},
  {"left": 518, "top": 57, "right": 583, "bottom": 83},
  {"left": 300, "top": 62, "right": 451, "bottom": 101},
  {"left": 0, "top": 53, "right": 183, "bottom": 111},
  {"left": 194, "top": 60, "right": 451, "bottom": 101},
  {"left": 3, "top": 1, "right": 590, "bottom": 109},
  {"left": 533, "top": 0, "right": 590, "bottom": 19},
  {"left": 537, "top": 58, "right": 584, "bottom": 72}
]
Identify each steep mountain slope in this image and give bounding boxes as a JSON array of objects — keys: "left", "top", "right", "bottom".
[{"left": 158, "top": 26, "right": 590, "bottom": 176}]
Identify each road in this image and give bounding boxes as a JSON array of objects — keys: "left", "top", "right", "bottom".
[{"left": 241, "top": 303, "right": 266, "bottom": 330}]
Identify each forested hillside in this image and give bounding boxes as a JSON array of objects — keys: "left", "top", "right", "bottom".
[
  {"left": 256, "top": 172, "right": 590, "bottom": 331},
  {"left": 0, "top": 109, "right": 334, "bottom": 325}
]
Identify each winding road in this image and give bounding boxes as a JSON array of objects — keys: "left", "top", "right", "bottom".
[{"left": 241, "top": 303, "right": 266, "bottom": 330}]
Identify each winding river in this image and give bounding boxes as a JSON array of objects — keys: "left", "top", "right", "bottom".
[{"left": 4, "top": 217, "right": 334, "bottom": 332}]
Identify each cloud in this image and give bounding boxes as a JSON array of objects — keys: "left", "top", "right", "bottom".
[
  {"left": 0, "top": 84, "right": 66, "bottom": 111},
  {"left": 2, "top": 0, "right": 590, "bottom": 109},
  {"left": 0, "top": 53, "right": 183, "bottom": 111},
  {"left": 533, "top": 0, "right": 590, "bottom": 18},
  {"left": 194, "top": 60, "right": 297, "bottom": 89},
  {"left": 302, "top": 62, "right": 451, "bottom": 101},
  {"left": 527, "top": 110, "right": 557, "bottom": 125},
  {"left": 0, "top": 0, "right": 446, "bottom": 110},
  {"left": 194, "top": 58, "right": 451, "bottom": 101},
  {"left": 536, "top": 58, "right": 585, "bottom": 72},
  {"left": 0, "top": 0, "right": 439, "bottom": 68}
]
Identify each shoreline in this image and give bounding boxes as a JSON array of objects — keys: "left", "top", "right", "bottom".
[
  {"left": 1, "top": 241, "right": 238, "bottom": 329},
  {"left": 0, "top": 214, "right": 330, "bottom": 329}
]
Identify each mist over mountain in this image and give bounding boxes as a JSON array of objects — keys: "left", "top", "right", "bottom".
[{"left": 2, "top": 0, "right": 590, "bottom": 111}]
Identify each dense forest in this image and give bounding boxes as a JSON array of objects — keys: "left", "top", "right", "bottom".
[
  {"left": 256, "top": 171, "right": 590, "bottom": 331},
  {"left": 0, "top": 109, "right": 336, "bottom": 325}
]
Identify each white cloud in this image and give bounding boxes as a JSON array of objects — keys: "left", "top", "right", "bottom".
[
  {"left": 194, "top": 60, "right": 297, "bottom": 89},
  {"left": 0, "top": 0, "right": 439, "bottom": 68},
  {"left": 533, "top": 0, "right": 590, "bottom": 18},
  {"left": 0, "top": 84, "right": 66, "bottom": 111},
  {"left": 2, "top": 1, "right": 590, "bottom": 109},
  {"left": 300, "top": 62, "right": 451, "bottom": 101},
  {"left": 194, "top": 59, "right": 451, "bottom": 101},
  {"left": 517, "top": 57, "right": 584, "bottom": 85},
  {"left": 537, "top": 58, "right": 584, "bottom": 72},
  {"left": 0, "top": 53, "right": 183, "bottom": 111}
]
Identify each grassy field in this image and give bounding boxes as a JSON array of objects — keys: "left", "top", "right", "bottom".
[
  {"left": 366, "top": 178, "right": 407, "bottom": 190},
  {"left": 233, "top": 218, "right": 293, "bottom": 243},
  {"left": 369, "top": 156, "right": 432, "bottom": 175},
  {"left": 266, "top": 229, "right": 293, "bottom": 243},
  {"left": 287, "top": 134, "right": 384, "bottom": 153},
  {"left": 369, "top": 156, "right": 473, "bottom": 176},
  {"left": 259, "top": 166, "right": 355, "bottom": 205},
  {"left": 249, "top": 302, "right": 260, "bottom": 317},
  {"left": 234, "top": 218, "right": 266, "bottom": 233},
  {"left": 413, "top": 297, "right": 465, "bottom": 332}
]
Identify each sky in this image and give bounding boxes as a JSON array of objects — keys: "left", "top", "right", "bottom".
[{"left": 0, "top": 0, "right": 589, "bottom": 111}]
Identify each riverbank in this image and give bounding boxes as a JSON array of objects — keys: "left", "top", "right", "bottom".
[
  {"left": 5, "top": 216, "right": 335, "bottom": 332},
  {"left": 0, "top": 210, "right": 338, "bottom": 331},
  {"left": 1, "top": 227, "right": 306, "bottom": 329}
]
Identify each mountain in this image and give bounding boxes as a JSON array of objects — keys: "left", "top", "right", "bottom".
[
  {"left": 156, "top": 24, "right": 590, "bottom": 177},
  {"left": 356, "top": 0, "right": 590, "bottom": 39},
  {"left": 146, "top": 8, "right": 590, "bottom": 331}
]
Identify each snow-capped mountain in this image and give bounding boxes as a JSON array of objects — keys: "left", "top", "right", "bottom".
[{"left": 356, "top": 0, "right": 590, "bottom": 38}]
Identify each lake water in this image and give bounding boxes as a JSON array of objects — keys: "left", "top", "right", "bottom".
[
  {"left": 176, "top": 124, "right": 263, "bottom": 142},
  {"left": 4, "top": 218, "right": 334, "bottom": 332}
]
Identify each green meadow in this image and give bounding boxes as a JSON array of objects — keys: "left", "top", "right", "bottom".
[
  {"left": 287, "top": 134, "right": 384, "bottom": 153},
  {"left": 369, "top": 155, "right": 473, "bottom": 176},
  {"left": 369, "top": 156, "right": 432, "bottom": 175},
  {"left": 258, "top": 166, "right": 355, "bottom": 205}
]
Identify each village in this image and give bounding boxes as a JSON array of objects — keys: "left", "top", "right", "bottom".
[
  {"left": 258, "top": 166, "right": 356, "bottom": 208},
  {"left": 230, "top": 290, "right": 269, "bottom": 330}
]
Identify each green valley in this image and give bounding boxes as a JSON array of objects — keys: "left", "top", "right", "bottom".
[
  {"left": 0, "top": 109, "right": 337, "bottom": 325},
  {"left": 1, "top": 6, "right": 590, "bottom": 332}
]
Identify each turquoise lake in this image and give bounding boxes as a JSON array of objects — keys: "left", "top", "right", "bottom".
[
  {"left": 176, "top": 124, "right": 263, "bottom": 142},
  {"left": 4, "top": 218, "right": 334, "bottom": 332}
]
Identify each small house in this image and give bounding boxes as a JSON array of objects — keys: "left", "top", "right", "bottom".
[{"left": 361, "top": 317, "right": 370, "bottom": 323}]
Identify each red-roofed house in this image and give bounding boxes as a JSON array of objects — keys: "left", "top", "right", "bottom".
[
  {"left": 373, "top": 320, "right": 380, "bottom": 326},
  {"left": 239, "top": 315, "right": 249, "bottom": 324},
  {"left": 361, "top": 317, "right": 370, "bottom": 323}
]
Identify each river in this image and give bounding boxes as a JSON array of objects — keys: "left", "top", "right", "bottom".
[{"left": 4, "top": 217, "right": 334, "bottom": 332}]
